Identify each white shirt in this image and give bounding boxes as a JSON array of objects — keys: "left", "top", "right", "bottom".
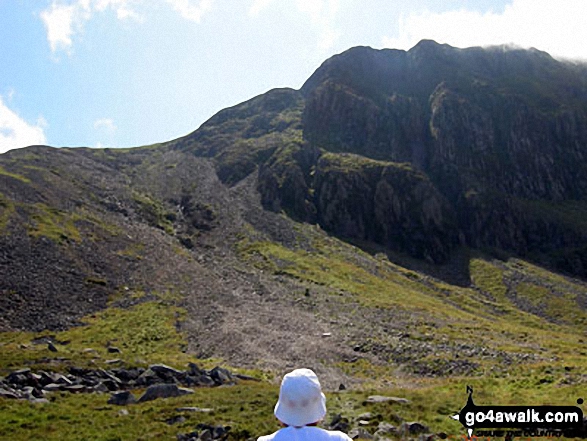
[{"left": 258, "top": 426, "right": 352, "bottom": 441}]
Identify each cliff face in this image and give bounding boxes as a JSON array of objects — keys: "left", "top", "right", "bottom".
[
  {"left": 278, "top": 41, "right": 587, "bottom": 274},
  {"left": 196, "top": 41, "right": 587, "bottom": 274}
]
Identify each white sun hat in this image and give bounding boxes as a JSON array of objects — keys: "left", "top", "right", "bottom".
[{"left": 274, "top": 368, "right": 327, "bottom": 427}]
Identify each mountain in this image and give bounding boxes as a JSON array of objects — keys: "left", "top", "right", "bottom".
[
  {"left": 1, "top": 40, "right": 587, "bottom": 387},
  {"left": 171, "top": 40, "right": 587, "bottom": 276}
]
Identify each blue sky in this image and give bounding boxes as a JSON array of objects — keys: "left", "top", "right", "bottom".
[{"left": 1, "top": 0, "right": 586, "bottom": 153}]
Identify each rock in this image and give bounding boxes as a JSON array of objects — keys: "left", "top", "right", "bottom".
[
  {"left": 356, "top": 412, "right": 373, "bottom": 421},
  {"left": 374, "top": 422, "right": 397, "bottom": 437},
  {"left": 365, "top": 395, "right": 410, "bottom": 404},
  {"left": 400, "top": 422, "right": 429, "bottom": 436},
  {"left": 65, "top": 385, "right": 87, "bottom": 393},
  {"left": 328, "top": 414, "right": 350, "bottom": 432},
  {"left": 138, "top": 384, "right": 193, "bottom": 403},
  {"left": 176, "top": 407, "right": 214, "bottom": 413},
  {"left": 209, "top": 366, "right": 234, "bottom": 385},
  {"left": 107, "top": 346, "right": 121, "bottom": 354},
  {"left": 195, "top": 375, "right": 216, "bottom": 387},
  {"left": 199, "top": 429, "right": 213, "bottom": 441},
  {"left": 187, "top": 362, "right": 204, "bottom": 376},
  {"left": 177, "top": 431, "right": 199, "bottom": 441},
  {"left": 165, "top": 415, "right": 186, "bottom": 425},
  {"left": 107, "top": 391, "right": 137, "bottom": 406},
  {"left": 47, "top": 342, "right": 58, "bottom": 352},
  {"left": 233, "top": 373, "right": 260, "bottom": 382},
  {"left": 149, "top": 364, "right": 183, "bottom": 377},
  {"left": 0, "top": 387, "right": 20, "bottom": 399},
  {"left": 348, "top": 427, "right": 374, "bottom": 440},
  {"left": 43, "top": 383, "right": 63, "bottom": 392},
  {"left": 53, "top": 374, "right": 73, "bottom": 385}
]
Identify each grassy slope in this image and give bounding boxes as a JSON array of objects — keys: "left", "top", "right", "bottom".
[{"left": 2, "top": 225, "right": 586, "bottom": 440}]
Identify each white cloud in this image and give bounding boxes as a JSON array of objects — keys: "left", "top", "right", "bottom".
[
  {"left": 40, "top": 0, "right": 145, "bottom": 54},
  {"left": 40, "top": 0, "right": 216, "bottom": 54},
  {"left": 94, "top": 118, "right": 117, "bottom": 133},
  {"left": 383, "top": 0, "right": 587, "bottom": 60},
  {"left": 0, "top": 97, "right": 47, "bottom": 153},
  {"left": 40, "top": 2, "right": 80, "bottom": 53},
  {"left": 166, "top": 0, "right": 214, "bottom": 23},
  {"left": 248, "top": 0, "right": 273, "bottom": 17}
]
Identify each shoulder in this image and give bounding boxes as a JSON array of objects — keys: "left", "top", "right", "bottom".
[
  {"left": 257, "top": 429, "right": 283, "bottom": 441},
  {"left": 306, "top": 427, "right": 352, "bottom": 441},
  {"left": 325, "top": 429, "right": 352, "bottom": 440}
]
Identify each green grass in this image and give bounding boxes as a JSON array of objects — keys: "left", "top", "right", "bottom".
[
  {"left": 238, "top": 235, "right": 587, "bottom": 375},
  {"left": 469, "top": 258, "right": 508, "bottom": 301},
  {"left": 0, "top": 301, "right": 190, "bottom": 373},
  {"left": 25, "top": 203, "right": 82, "bottom": 243},
  {"left": 1, "top": 373, "right": 584, "bottom": 440},
  {"left": 0, "top": 192, "right": 15, "bottom": 232},
  {"left": 132, "top": 191, "right": 175, "bottom": 235},
  {"left": 0, "top": 165, "right": 31, "bottom": 184}
]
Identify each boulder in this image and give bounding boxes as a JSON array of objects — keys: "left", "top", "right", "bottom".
[
  {"left": 107, "top": 390, "right": 137, "bottom": 406},
  {"left": 209, "top": 367, "right": 234, "bottom": 385},
  {"left": 138, "top": 384, "right": 193, "bottom": 403},
  {"left": 365, "top": 395, "right": 410, "bottom": 404},
  {"left": 400, "top": 422, "right": 429, "bottom": 436}
]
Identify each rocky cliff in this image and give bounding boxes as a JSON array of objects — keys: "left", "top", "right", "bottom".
[{"left": 172, "top": 40, "right": 587, "bottom": 274}]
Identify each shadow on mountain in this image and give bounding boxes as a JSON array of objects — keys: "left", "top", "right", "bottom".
[{"left": 344, "top": 237, "right": 472, "bottom": 288}]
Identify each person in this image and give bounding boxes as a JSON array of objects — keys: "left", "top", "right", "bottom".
[{"left": 257, "top": 368, "right": 352, "bottom": 441}]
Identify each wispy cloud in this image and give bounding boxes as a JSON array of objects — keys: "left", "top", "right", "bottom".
[
  {"left": 165, "top": 0, "right": 214, "bottom": 23},
  {"left": 383, "top": 0, "right": 587, "bottom": 60},
  {"left": 94, "top": 117, "right": 117, "bottom": 133},
  {"left": 0, "top": 97, "right": 47, "bottom": 153},
  {"left": 40, "top": 0, "right": 214, "bottom": 55},
  {"left": 40, "top": 1, "right": 82, "bottom": 54}
]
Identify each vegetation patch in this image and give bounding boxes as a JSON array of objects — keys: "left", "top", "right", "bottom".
[
  {"left": 0, "top": 165, "right": 31, "bottom": 184},
  {"left": 26, "top": 203, "right": 82, "bottom": 243},
  {"left": 132, "top": 191, "right": 175, "bottom": 235},
  {"left": 0, "top": 301, "right": 189, "bottom": 373}
]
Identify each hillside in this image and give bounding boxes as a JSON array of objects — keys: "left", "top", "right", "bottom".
[{"left": 1, "top": 41, "right": 587, "bottom": 440}]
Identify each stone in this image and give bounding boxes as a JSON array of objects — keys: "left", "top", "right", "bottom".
[
  {"left": 107, "top": 391, "right": 137, "bottom": 406},
  {"left": 328, "top": 414, "right": 350, "bottom": 432},
  {"left": 165, "top": 415, "right": 186, "bottom": 425},
  {"left": 400, "top": 422, "right": 429, "bottom": 436},
  {"left": 149, "top": 364, "right": 183, "bottom": 377},
  {"left": 47, "top": 342, "right": 58, "bottom": 352},
  {"left": 176, "top": 407, "right": 213, "bottom": 413},
  {"left": 187, "top": 362, "right": 204, "bottom": 376},
  {"left": 0, "top": 387, "right": 19, "bottom": 399},
  {"left": 199, "top": 429, "right": 213, "bottom": 441},
  {"left": 43, "top": 383, "right": 63, "bottom": 392},
  {"left": 138, "top": 384, "right": 193, "bottom": 403},
  {"left": 348, "top": 427, "right": 374, "bottom": 440},
  {"left": 107, "top": 346, "right": 121, "bottom": 354},
  {"left": 365, "top": 395, "right": 410, "bottom": 404},
  {"left": 374, "top": 422, "right": 397, "bottom": 437},
  {"left": 209, "top": 366, "right": 233, "bottom": 385}
]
